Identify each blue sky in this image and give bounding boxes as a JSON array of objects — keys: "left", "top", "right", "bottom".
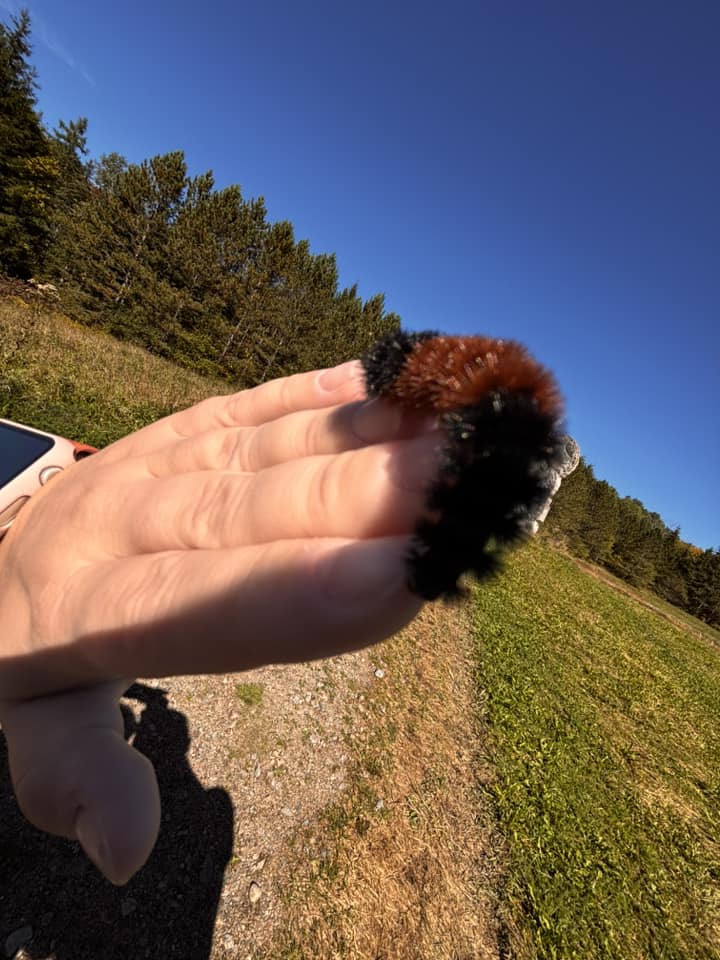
[{"left": 4, "top": 0, "right": 719, "bottom": 549}]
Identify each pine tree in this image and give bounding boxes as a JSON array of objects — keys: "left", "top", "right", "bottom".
[
  {"left": 49, "top": 117, "right": 92, "bottom": 215},
  {"left": 686, "top": 549, "right": 720, "bottom": 627},
  {"left": 51, "top": 151, "right": 187, "bottom": 337},
  {"left": 545, "top": 457, "right": 593, "bottom": 554},
  {"left": 610, "top": 497, "right": 662, "bottom": 587},
  {"left": 0, "top": 9, "right": 59, "bottom": 277},
  {"left": 654, "top": 527, "right": 689, "bottom": 608},
  {"left": 580, "top": 478, "right": 619, "bottom": 564},
  {"left": 50, "top": 146, "right": 401, "bottom": 382}
]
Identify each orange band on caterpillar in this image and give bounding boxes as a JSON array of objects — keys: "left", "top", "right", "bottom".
[{"left": 361, "top": 330, "right": 566, "bottom": 600}]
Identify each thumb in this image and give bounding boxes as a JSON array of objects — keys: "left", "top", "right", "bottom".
[
  {"left": 1, "top": 680, "right": 161, "bottom": 885},
  {"left": 74, "top": 728, "right": 161, "bottom": 885}
]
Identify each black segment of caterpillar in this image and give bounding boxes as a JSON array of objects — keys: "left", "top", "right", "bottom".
[{"left": 361, "top": 330, "right": 566, "bottom": 600}]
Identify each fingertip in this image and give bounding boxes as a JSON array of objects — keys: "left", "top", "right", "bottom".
[
  {"left": 320, "top": 536, "right": 411, "bottom": 603},
  {"left": 317, "top": 360, "right": 365, "bottom": 394},
  {"left": 75, "top": 808, "right": 121, "bottom": 884},
  {"left": 87, "top": 744, "right": 161, "bottom": 884},
  {"left": 314, "top": 537, "right": 426, "bottom": 647},
  {"left": 70, "top": 730, "right": 161, "bottom": 884}
]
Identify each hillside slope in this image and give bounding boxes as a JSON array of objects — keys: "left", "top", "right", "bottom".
[
  {"left": 2, "top": 299, "right": 718, "bottom": 959},
  {"left": 475, "top": 540, "right": 720, "bottom": 959}
]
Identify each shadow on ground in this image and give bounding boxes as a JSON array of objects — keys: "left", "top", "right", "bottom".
[{"left": 0, "top": 682, "right": 234, "bottom": 960}]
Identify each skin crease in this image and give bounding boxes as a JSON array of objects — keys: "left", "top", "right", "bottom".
[{"left": 0, "top": 360, "right": 442, "bottom": 885}]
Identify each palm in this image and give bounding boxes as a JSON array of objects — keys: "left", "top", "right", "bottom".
[{"left": 0, "top": 362, "right": 437, "bottom": 882}]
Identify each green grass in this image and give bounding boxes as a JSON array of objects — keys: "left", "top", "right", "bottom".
[
  {"left": 474, "top": 540, "right": 720, "bottom": 959},
  {"left": 6, "top": 296, "right": 720, "bottom": 957},
  {"left": 566, "top": 551, "right": 720, "bottom": 650},
  {"left": 234, "top": 682, "right": 264, "bottom": 707},
  {"left": 0, "top": 299, "right": 232, "bottom": 447}
]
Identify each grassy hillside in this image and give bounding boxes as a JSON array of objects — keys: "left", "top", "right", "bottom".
[
  {"left": 474, "top": 540, "right": 720, "bottom": 959},
  {"left": 4, "top": 299, "right": 719, "bottom": 958},
  {"left": 0, "top": 298, "right": 233, "bottom": 447}
]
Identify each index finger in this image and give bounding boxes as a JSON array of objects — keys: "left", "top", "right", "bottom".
[{"left": 98, "top": 361, "right": 366, "bottom": 463}]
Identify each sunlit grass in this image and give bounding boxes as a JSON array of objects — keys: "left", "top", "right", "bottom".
[
  {"left": 0, "top": 300, "right": 232, "bottom": 447},
  {"left": 474, "top": 540, "right": 720, "bottom": 959},
  {"left": 569, "top": 552, "right": 720, "bottom": 650},
  {"left": 6, "top": 296, "right": 720, "bottom": 958},
  {"left": 234, "top": 682, "right": 264, "bottom": 707}
]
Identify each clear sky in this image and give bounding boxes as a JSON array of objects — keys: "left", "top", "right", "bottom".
[{"left": 4, "top": 0, "right": 719, "bottom": 549}]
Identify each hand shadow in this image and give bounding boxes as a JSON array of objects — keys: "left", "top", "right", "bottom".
[{"left": 0, "top": 682, "right": 234, "bottom": 960}]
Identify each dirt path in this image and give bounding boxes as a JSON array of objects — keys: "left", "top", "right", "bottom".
[
  {"left": 1, "top": 603, "right": 500, "bottom": 960},
  {"left": 272, "top": 600, "right": 503, "bottom": 960}
]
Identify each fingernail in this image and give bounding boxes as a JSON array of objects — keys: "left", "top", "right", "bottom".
[
  {"left": 324, "top": 540, "right": 406, "bottom": 601},
  {"left": 318, "top": 360, "right": 363, "bottom": 392},
  {"left": 352, "top": 399, "right": 403, "bottom": 443},
  {"left": 76, "top": 810, "right": 114, "bottom": 882}
]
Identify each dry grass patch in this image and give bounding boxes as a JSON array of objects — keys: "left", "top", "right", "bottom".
[
  {"left": 270, "top": 602, "right": 503, "bottom": 960},
  {"left": 0, "top": 298, "right": 232, "bottom": 447}
]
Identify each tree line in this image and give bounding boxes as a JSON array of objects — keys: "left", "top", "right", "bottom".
[
  {"left": 2, "top": 10, "right": 717, "bottom": 629},
  {"left": 0, "top": 10, "right": 398, "bottom": 383},
  {"left": 544, "top": 458, "right": 720, "bottom": 630}
]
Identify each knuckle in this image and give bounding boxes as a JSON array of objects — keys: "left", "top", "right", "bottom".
[
  {"left": 310, "top": 456, "right": 340, "bottom": 528},
  {"left": 223, "top": 388, "right": 254, "bottom": 426},
  {"left": 277, "top": 375, "right": 295, "bottom": 416},
  {"left": 219, "top": 427, "right": 252, "bottom": 471},
  {"left": 185, "top": 473, "right": 232, "bottom": 546},
  {"left": 303, "top": 412, "right": 325, "bottom": 459}
]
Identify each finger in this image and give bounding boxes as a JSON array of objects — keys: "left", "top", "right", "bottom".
[
  {"left": 141, "top": 398, "right": 431, "bottom": 478},
  {"left": 49, "top": 537, "right": 423, "bottom": 688},
  {"left": 93, "top": 432, "right": 441, "bottom": 556},
  {"left": 97, "top": 360, "right": 367, "bottom": 463},
  {"left": 2, "top": 680, "right": 161, "bottom": 885}
]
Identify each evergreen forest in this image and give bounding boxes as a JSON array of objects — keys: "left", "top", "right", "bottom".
[{"left": 0, "top": 10, "right": 399, "bottom": 384}]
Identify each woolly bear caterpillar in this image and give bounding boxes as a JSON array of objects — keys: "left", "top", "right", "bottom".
[{"left": 361, "top": 330, "right": 567, "bottom": 600}]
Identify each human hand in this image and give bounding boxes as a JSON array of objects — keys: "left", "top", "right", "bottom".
[{"left": 0, "top": 360, "right": 440, "bottom": 883}]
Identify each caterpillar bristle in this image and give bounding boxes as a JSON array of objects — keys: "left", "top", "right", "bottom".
[
  {"left": 361, "top": 330, "right": 566, "bottom": 600},
  {"left": 361, "top": 330, "right": 438, "bottom": 398}
]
